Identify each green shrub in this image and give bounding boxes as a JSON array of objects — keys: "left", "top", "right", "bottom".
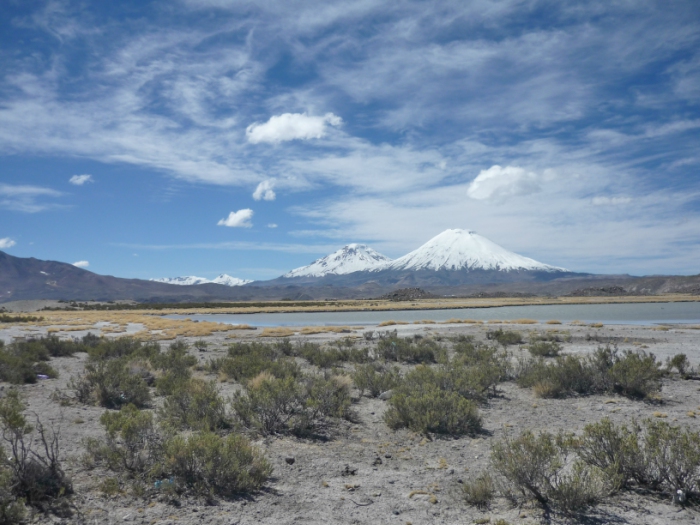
[
  {"left": 157, "top": 432, "right": 271, "bottom": 497},
  {"left": 376, "top": 337, "right": 443, "bottom": 363},
  {"left": 232, "top": 373, "right": 352, "bottom": 437},
  {"left": 516, "top": 346, "right": 662, "bottom": 400},
  {"left": 96, "top": 404, "right": 160, "bottom": 474},
  {"left": 352, "top": 363, "right": 400, "bottom": 397},
  {"left": 491, "top": 430, "right": 607, "bottom": 512},
  {"left": 0, "top": 458, "right": 26, "bottom": 525},
  {"left": 607, "top": 350, "right": 662, "bottom": 398},
  {"left": 87, "top": 337, "right": 159, "bottom": 362},
  {"left": 527, "top": 341, "right": 562, "bottom": 358},
  {"left": 0, "top": 341, "right": 59, "bottom": 384},
  {"left": 158, "top": 379, "right": 228, "bottom": 432},
  {"left": 577, "top": 418, "right": 700, "bottom": 497},
  {"left": 461, "top": 472, "right": 494, "bottom": 509},
  {"left": 487, "top": 329, "right": 523, "bottom": 346},
  {"left": 208, "top": 341, "right": 299, "bottom": 381},
  {"left": 72, "top": 358, "right": 151, "bottom": 409},
  {"left": 668, "top": 353, "right": 691, "bottom": 376},
  {"left": 384, "top": 366, "right": 481, "bottom": 435},
  {"left": 150, "top": 341, "right": 196, "bottom": 396}
]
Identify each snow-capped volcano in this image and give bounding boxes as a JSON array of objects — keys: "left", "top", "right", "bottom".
[
  {"left": 284, "top": 244, "right": 392, "bottom": 278},
  {"left": 383, "top": 229, "right": 567, "bottom": 273},
  {"left": 151, "top": 274, "right": 252, "bottom": 286}
]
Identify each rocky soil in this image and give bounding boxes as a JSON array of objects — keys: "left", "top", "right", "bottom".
[{"left": 2, "top": 319, "right": 700, "bottom": 524}]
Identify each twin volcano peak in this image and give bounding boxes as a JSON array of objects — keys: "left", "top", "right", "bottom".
[{"left": 283, "top": 229, "right": 566, "bottom": 279}]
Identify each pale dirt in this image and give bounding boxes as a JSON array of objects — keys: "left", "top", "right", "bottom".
[{"left": 3, "top": 320, "right": 700, "bottom": 524}]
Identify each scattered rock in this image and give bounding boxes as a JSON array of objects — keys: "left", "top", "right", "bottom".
[
  {"left": 285, "top": 457, "right": 295, "bottom": 465},
  {"left": 342, "top": 465, "right": 358, "bottom": 476}
]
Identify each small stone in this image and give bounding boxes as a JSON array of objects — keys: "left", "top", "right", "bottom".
[
  {"left": 393, "top": 510, "right": 400, "bottom": 515},
  {"left": 285, "top": 457, "right": 295, "bottom": 465},
  {"left": 384, "top": 453, "right": 392, "bottom": 459},
  {"left": 379, "top": 390, "right": 393, "bottom": 400},
  {"left": 372, "top": 457, "right": 383, "bottom": 466}
]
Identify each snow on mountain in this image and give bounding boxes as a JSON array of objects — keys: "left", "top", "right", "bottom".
[
  {"left": 210, "top": 274, "right": 253, "bottom": 286},
  {"left": 382, "top": 229, "right": 567, "bottom": 272},
  {"left": 284, "top": 244, "right": 393, "bottom": 278},
  {"left": 150, "top": 274, "right": 252, "bottom": 286}
]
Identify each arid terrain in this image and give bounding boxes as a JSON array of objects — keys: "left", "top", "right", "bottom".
[{"left": 2, "top": 310, "right": 700, "bottom": 524}]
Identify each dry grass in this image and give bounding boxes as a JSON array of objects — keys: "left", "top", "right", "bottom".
[
  {"left": 487, "top": 320, "right": 503, "bottom": 324},
  {"left": 413, "top": 320, "right": 436, "bottom": 324},
  {"left": 258, "top": 327, "right": 297, "bottom": 338},
  {"left": 440, "top": 318, "right": 483, "bottom": 325},
  {"left": 545, "top": 320, "right": 562, "bottom": 325},
  {"left": 589, "top": 323, "right": 604, "bottom": 328},
  {"left": 298, "top": 326, "right": 358, "bottom": 335},
  {"left": 378, "top": 320, "right": 409, "bottom": 327},
  {"left": 510, "top": 319, "right": 538, "bottom": 324}
]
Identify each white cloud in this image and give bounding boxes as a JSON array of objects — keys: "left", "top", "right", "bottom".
[
  {"left": 217, "top": 209, "right": 253, "bottom": 228},
  {"left": 267, "top": 223, "right": 278, "bottom": 228},
  {"left": 0, "top": 183, "right": 63, "bottom": 212},
  {"left": 592, "top": 196, "right": 632, "bottom": 206},
  {"left": 253, "top": 180, "right": 276, "bottom": 201},
  {"left": 0, "top": 238, "right": 16, "bottom": 249},
  {"left": 467, "top": 165, "right": 542, "bottom": 201},
  {"left": 246, "top": 113, "right": 342, "bottom": 144},
  {"left": 73, "top": 260, "right": 89, "bottom": 268},
  {"left": 69, "top": 174, "right": 93, "bottom": 185}
]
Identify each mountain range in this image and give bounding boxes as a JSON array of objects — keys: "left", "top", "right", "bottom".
[{"left": 2, "top": 229, "right": 699, "bottom": 302}]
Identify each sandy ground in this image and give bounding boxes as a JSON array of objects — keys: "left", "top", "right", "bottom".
[{"left": 3, "top": 319, "right": 700, "bottom": 524}]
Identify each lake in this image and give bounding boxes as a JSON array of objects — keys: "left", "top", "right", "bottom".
[{"left": 165, "top": 301, "right": 700, "bottom": 327}]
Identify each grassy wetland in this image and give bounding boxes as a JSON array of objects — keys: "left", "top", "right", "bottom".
[{"left": 1, "top": 299, "right": 700, "bottom": 524}]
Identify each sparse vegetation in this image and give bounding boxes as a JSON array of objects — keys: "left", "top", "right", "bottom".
[
  {"left": 516, "top": 346, "right": 663, "bottom": 400},
  {"left": 486, "top": 329, "right": 523, "bottom": 346},
  {"left": 352, "top": 363, "right": 401, "bottom": 397}
]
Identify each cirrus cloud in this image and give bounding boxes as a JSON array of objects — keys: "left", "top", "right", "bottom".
[
  {"left": 69, "top": 174, "right": 93, "bottom": 185},
  {"left": 246, "top": 113, "right": 342, "bottom": 144},
  {"left": 467, "top": 165, "right": 542, "bottom": 201},
  {"left": 217, "top": 209, "right": 253, "bottom": 228}
]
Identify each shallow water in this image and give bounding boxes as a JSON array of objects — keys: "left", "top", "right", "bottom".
[{"left": 165, "top": 301, "right": 700, "bottom": 327}]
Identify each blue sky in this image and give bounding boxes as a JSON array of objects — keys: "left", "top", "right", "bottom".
[{"left": 1, "top": 0, "right": 699, "bottom": 281}]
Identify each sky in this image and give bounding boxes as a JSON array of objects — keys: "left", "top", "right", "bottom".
[{"left": 1, "top": 0, "right": 699, "bottom": 281}]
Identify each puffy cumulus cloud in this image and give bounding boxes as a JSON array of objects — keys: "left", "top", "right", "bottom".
[
  {"left": 253, "top": 180, "right": 276, "bottom": 201},
  {"left": 592, "top": 196, "right": 632, "bottom": 206},
  {"left": 0, "top": 237, "right": 16, "bottom": 249},
  {"left": 467, "top": 165, "right": 542, "bottom": 201},
  {"left": 218, "top": 209, "right": 253, "bottom": 228},
  {"left": 73, "top": 260, "right": 89, "bottom": 268},
  {"left": 69, "top": 174, "right": 93, "bottom": 185},
  {"left": 246, "top": 113, "right": 342, "bottom": 144}
]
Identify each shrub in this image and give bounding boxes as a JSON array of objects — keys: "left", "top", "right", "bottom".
[
  {"left": 158, "top": 379, "right": 228, "bottom": 432},
  {"left": 516, "top": 346, "right": 663, "bottom": 400},
  {"left": 157, "top": 432, "right": 271, "bottom": 497},
  {"left": 208, "top": 342, "right": 299, "bottom": 381},
  {"left": 461, "top": 472, "right": 494, "bottom": 509},
  {"left": 232, "top": 373, "right": 352, "bottom": 437},
  {"left": 86, "top": 336, "right": 159, "bottom": 362},
  {"left": 150, "top": 341, "right": 197, "bottom": 396},
  {"left": 527, "top": 341, "right": 562, "bottom": 358},
  {"left": 352, "top": 363, "right": 400, "bottom": 397},
  {"left": 384, "top": 366, "right": 481, "bottom": 435},
  {"left": 72, "top": 358, "right": 151, "bottom": 409},
  {"left": 0, "top": 454, "right": 26, "bottom": 524},
  {"left": 491, "top": 430, "right": 607, "bottom": 512},
  {"left": 669, "top": 353, "right": 691, "bottom": 376},
  {"left": 487, "top": 329, "right": 523, "bottom": 346},
  {"left": 0, "top": 390, "right": 72, "bottom": 510},
  {"left": 0, "top": 342, "right": 58, "bottom": 384},
  {"left": 376, "top": 336, "right": 443, "bottom": 363},
  {"left": 577, "top": 418, "right": 700, "bottom": 497},
  {"left": 96, "top": 404, "right": 161, "bottom": 474}
]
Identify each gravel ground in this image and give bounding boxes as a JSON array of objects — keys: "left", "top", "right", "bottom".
[{"left": 2, "top": 320, "right": 700, "bottom": 524}]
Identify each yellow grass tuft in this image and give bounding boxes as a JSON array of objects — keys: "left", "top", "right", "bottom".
[
  {"left": 545, "top": 320, "right": 562, "bottom": 325},
  {"left": 652, "top": 412, "right": 668, "bottom": 418},
  {"left": 413, "top": 320, "right": 436, "bottom": 324},
  {"left": 487, "top": 320, "right": 502, "bottom": 324},
  {"left": 298, "top": 326, "right": 357, "bottom": 335},
  {"left": 378, "top": 320, "right": 409, "bottom": 327},
  {"left": 248, "top": 371, "right": 275, "bottom": 389},
  {"left": 511, "top": 318, "right": 538, "bottom": 324},
  {"left": 589, "top": 323, "right": 604, "bottom": 328},
  {"left": 258, "top": 327, "right": 296, "bottom": 337}
]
